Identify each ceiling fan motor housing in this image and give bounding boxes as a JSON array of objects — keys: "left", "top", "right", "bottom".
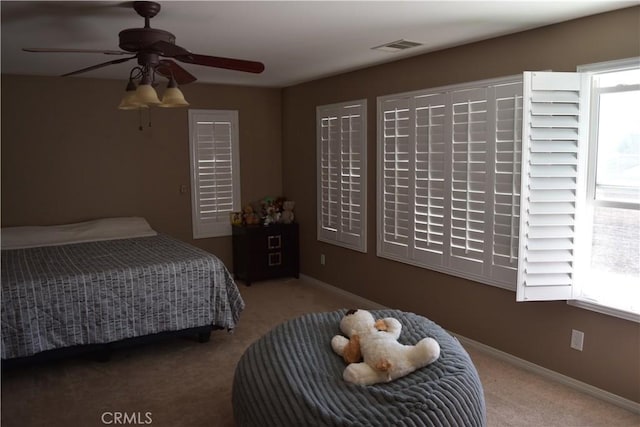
[{"left": 119, "top": 28, "right": 176, "bottom": 53}]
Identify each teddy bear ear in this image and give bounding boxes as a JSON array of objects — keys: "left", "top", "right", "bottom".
[{"left": 346, "top": 309, "right": 357, "bottom": 316}]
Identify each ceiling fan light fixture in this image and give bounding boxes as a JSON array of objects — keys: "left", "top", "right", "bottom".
[
  {"left": 118, "top": 79, "right": 148, "bottom": 110},
  {"left": 158, "top": 78, "right": 189, "bottom": 108},
  {"left": 135, "top": 73, "right": 161, "bottom": 105}
]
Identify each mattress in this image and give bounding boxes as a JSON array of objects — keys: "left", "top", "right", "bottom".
[
  {"left": 233, "top": 309, "right": 486, "bottom": 427},
  {"left": 1, "top": 234, "right": 244, "bottom": 359}
]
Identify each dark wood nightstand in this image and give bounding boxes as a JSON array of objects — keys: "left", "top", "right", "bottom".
[{"left": 232, "top": 223, "right": 299, "bottom": 285}]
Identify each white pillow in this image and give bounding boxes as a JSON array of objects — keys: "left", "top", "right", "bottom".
[{"left": 1, "top": 217, "right": 157, "bottom": 250}]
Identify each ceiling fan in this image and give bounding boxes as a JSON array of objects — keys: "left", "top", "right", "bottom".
[{"left": 22, "top": 1, "right": 265, "bottom": 85}]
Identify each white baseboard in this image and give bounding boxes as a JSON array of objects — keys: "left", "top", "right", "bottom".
[
  {"left": 299, "top": 274, "right": 640, "bottom": 415},
  {"left": 454, "top": 334, "right": 640, "bottom": 415}
]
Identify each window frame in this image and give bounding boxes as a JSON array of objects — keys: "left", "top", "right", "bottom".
[
  {"left": 572, "top": 57, "right": 640, "bottom": 322},
  {"left": 188, "top": 109, "right": 241, "bottom": 239},
  {"left": 316, "top": 99, "right": 368, "bottom": 253}
]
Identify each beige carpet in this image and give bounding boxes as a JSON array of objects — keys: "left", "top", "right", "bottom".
[{"left": 1, "top": 277, "right": 638, "bottom": 427}]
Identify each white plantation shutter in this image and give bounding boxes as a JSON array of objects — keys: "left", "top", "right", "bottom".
[
  {"left": 450, "top": 88, "right": 489, "bottom": 275},
  {"left": 517, "top": 72, "right": 590, "bottom": 301},
  {"left": 378, "top": 76, "right": 523, "bottom": 289},
  {"left": 317, "top": 100, "right": 367, "bottom": 252},
  {"left": 319, "top": 115, "right": 340, "bottom": 234},
  {"left": 413, "top": 94, "right": 448, "bottom": 266},
  {"left": 380, "top": 98, "right": 411, "bottom": 258},
  {"left": 491, "top": 82, "right": 523, "bottom": 283},
  {"left": 189, "top": 110, "right": 241, "bottom": 238},
  {"left": 339, "top": 110, "right": 366, "bottom": 247}
]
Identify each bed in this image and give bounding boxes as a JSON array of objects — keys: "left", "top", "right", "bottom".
[
  {"left": 1, "top": 217, "right": 244, "bottom": 363},
  {"left": 233, "top": 309, "right": 486, "bottom": 427}
]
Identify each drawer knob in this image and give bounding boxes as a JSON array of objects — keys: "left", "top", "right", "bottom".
[
  {"left": 268, "top": 252, "right": 282, "bottom": 266},
  {"left": 268, "top": 235, "right": 282, "bottom": 249}
]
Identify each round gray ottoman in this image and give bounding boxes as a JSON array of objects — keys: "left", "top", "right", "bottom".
[{"left": 232, "top": 309, "right": 486, "bottom": 426}]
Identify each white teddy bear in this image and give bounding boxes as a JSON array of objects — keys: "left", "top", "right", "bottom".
[{"left": 331, "top": 309, "right": 440, "bottom": 385}]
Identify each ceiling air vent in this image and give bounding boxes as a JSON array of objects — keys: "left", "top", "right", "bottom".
[{"left": 372, "top": 39, "right": 423, "bottom": 53}]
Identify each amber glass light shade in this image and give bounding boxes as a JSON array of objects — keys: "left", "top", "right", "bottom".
[
  {"left": 134, "top": 73, "right": 161, "bottom": 105},
  {"left": 158, "top": 78, "right": 189, "bottom": 108},
  {"left": 118, "top": 80, "right": 148, "bottom": 110}
]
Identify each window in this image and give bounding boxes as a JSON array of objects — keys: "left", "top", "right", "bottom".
[
  {"left": 376, "top": 60, "right": 638, "bottom": 321},
  {"left": 317, "top": 100, "right": 367, "bottom": 252},
  {"left": 377, "top": 76, "right": 522, "bottom": 289},
  {"left": 188, "top": 109, "right": 241, "bottom": 238},
  {"left": 517, "top": 58, "right": 640, "bottom": 321}
]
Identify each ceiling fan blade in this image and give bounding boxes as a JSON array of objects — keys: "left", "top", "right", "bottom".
[
  {"left": 176, "top": 53, "right": 265, "bottom": 74},
  {"left": 150, "top": 41, "right": 264, "bottom": 74},
  {"left": 61, "top": 56, "right": 136, "bottom": 77},
  {"left": 23, "top": 48, "right": 130, "bottom": 55},
  {"left": 156, "top": 60, "right": 197, "bottom": 85}
]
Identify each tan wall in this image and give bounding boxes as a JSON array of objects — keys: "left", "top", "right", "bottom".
[
  {"left": 1, "top": 75, "right": 282, "bottom": 267},
  {"left": 282, "top": 7, "right": 640, "bottom": 402}
]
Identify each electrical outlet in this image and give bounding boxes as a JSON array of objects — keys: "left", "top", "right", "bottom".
[
  {"left": 320, "top": 254, "right": 325, "bottom": 266},
  {"left": 570, "top": 329, "right": 584, "bottom": 351}
]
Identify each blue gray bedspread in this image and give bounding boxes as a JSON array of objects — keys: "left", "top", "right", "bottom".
[
  {"left": 1, "top": 234, "right": 244, "bottom": 359},
  {"left": 233, "top": 309, "right": 485, "bottom": 427}
]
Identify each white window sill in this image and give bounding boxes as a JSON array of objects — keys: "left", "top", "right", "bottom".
[
  {"left": 573, "top": 269, "right": 640, "bottom": 323},
  {"left": 568, "top": 299, "right": 640, "bottom": 323}
]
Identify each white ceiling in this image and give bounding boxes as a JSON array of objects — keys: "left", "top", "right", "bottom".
[{"left": 1, "top": 1, "right": 636, "bottom": 87}]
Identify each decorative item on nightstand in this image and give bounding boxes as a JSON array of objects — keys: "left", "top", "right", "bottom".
[
  {"left": 230, "top": 212, "right": 243, "bottom": 226},
  {"left": 281, "top": 201, "right": 295, "bottom": 224}
]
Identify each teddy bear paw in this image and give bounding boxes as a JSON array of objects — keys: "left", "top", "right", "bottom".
[{"left": 375, "top": 358, "right": 392, "bottom": 372}]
